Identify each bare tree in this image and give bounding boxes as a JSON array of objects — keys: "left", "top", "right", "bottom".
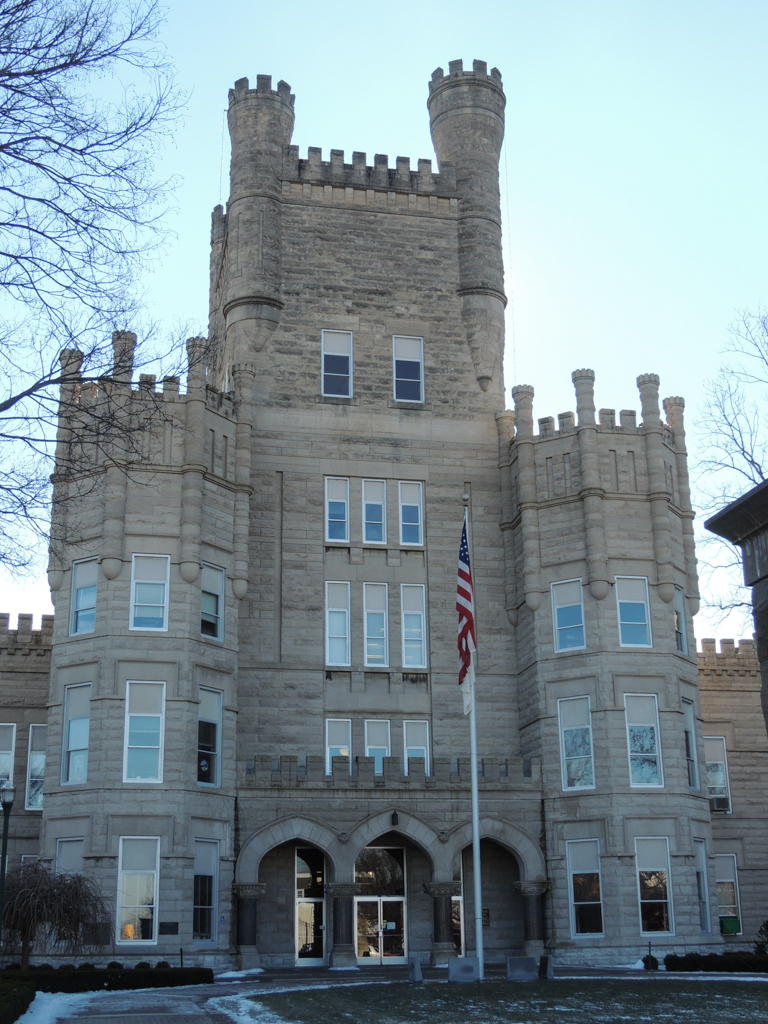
[
  {"left": 1, "top": 861, "right": 112, "bottom": 969},
  {"left": 0, "top": 0, "right": 189, "bottom": 572},
  {"left": 695, "top": 310, "right": 768, "bottom": 630}
]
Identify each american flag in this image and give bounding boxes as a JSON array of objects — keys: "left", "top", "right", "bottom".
[{"left": 457, "top": 520, "right": 476, "bottom": 683}]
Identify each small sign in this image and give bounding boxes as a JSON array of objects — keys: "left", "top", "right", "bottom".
[
  {"left": 220, "top": 916, "right": 226, "bottom": 926},
  {"left": 482, "top": 908, "right": 490, "bottom": 928},
  {"left": 158, "top": 922, "right": 179, "bottom": 935}
]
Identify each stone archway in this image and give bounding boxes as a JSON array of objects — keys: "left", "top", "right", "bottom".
[{"left": 235, "top": 815, "right": 342, "bottom": 884}]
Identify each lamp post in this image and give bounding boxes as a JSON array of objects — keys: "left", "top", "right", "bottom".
[{"left": 0, "top": 781, "right": 15, "bottom": 948}]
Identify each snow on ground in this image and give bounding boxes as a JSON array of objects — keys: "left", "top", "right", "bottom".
[
  {"left": 216, "top": 967, "right": 265, "bottom": 980},
  {"left": 209, "top": 995, "right": 299, "bottom": 1024},
  {"left": 17, "top": 990, "right": 128, "bottom": 1024}
]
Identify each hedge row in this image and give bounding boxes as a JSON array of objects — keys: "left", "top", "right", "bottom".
[
  {"left": 0, "top": 966, "right": 214, "bottom": 993},
  {"left": 0, "top": 983, "right": 35, "bottom": 1024},
  {"left": 664, "top": 952, "right": 768, "bottom": 973}
]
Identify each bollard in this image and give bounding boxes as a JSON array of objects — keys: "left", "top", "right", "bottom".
[
  {"left": 448, "top": 956, "right": 481, "bottom": 982},
  {"left": 408, "top": 956, "right": 423, "bottom": 982},
  {"left": 506, "top": 956, "right": 537, "bottom": 981},
  {"left": 538, "top": 955, "right": 554, "bottom": 979}
]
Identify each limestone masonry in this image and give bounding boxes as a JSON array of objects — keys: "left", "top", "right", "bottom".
[{"left": 1, "top": 60, "right": 766, "bottom": 968}]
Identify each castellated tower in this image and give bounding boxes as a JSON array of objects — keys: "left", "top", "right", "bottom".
[{"left": 4, "top": 62, "right": 731, "bottom": 971}]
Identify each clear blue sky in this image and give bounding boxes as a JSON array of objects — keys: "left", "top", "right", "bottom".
[{"left": 3, "top": 0, "right": 767, "bottom": 640}]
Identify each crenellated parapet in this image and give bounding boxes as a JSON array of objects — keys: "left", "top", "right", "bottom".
[
  {"left": 281, "top": 148, "right": 457, "bottom": 195},
  {"left": 0, "top": 614, "right": 54, "bottom": 656},
  {"left": 697, "top": 637, "right": 759, "bottom": 678}
]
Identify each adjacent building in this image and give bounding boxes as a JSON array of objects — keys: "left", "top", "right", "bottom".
[{"left": 1, "top": 60, "right": 766, "bottom": 968}]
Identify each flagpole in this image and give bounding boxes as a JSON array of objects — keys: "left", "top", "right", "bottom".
[{"left": 463, "top": 496, "right": 484, "bottom": 979}]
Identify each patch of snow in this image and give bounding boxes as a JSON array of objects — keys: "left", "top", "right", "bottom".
[
  {"left": 17, "top": 989, "right": 120, "bottom": 1024},
  {"left": 630, "top": 959, "right": 645, "bottom": 970},
  {"left": 209, "top": 994, "right": 299, "bottom": 1024},
  {"left": 328, "top": 966, "right": 360, "bottom": 971},
  {"left": 216, "top": 967, "right": 266, "bottom": 979}
]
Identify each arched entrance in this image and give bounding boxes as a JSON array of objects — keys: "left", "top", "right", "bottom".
[
  {"left": 458, "top": 839, "right": 526, "bottom": 960},
  {"left": 258, "top": 839, "right": 330, "bottom": 966}
]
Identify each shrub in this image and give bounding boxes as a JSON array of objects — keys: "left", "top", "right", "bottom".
[
  {"left": 57, "top": 965, "right": 75, "bottom": 971},
  {"left": 77, "top": 963, "right": 96, "bottom": 970},
  {"left": 0, "top": 967, "right": 214, "bottom": 994},
  {"left": 0, "top": 982, "right": 35, "bottom": 1024},
  {"left": 155, "top": 961, "right": 170, "bottom": 969},
  {"left": 3, "top": 965, "right": 21, "bottom": 972},
  {"left": 135, "top": 961, "right": 151, "bottom": 970},
  {"left": 755, "top": 920, "right": 768, "bottom": 956},
  {"left": 665, "top": 952, "right": 768, "bottom": 973},
  {"left": 107, "top": 961, "right": 123, "bottom": 969},
  {"left": 642, "top": 954, "right": 658, "bottom": 970}
]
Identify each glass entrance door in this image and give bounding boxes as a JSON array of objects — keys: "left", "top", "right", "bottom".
[
  {"left": 355, "top": 897, "right": 406, "bottom": 963},
  {"left": 296, "top": 847, "right": 325, "bottom": 965}
]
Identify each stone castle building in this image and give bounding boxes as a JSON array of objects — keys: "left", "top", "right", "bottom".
[{"left": 1, "top": 60, "right": 766, "bottom": 968}]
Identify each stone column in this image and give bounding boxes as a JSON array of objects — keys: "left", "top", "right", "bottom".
[
  {"left": 234, "top": 882, "right": 266, "bottom": 969},
  {"left": 514, "top": 880, "right": 550, "bottom": 957},
  {"left": 326, "top": 883, "right": 361, "bottom": 967},
  {"left": 424, "top": 882, "right": 461, "bottom": 965}
]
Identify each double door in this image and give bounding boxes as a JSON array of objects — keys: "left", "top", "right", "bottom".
[
  {"left": 356, "top": 897, "right": 406, "bottom": 964},
  {"left": 296, "top": 899, "right": 324, "bottom": 964}
]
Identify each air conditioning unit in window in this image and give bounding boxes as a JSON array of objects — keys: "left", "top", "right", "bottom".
[{"left": 709, "top": 797, "right": 731, "bottom": 812}]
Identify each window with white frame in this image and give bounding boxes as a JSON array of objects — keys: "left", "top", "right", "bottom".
[
  {"left": 130, "top": 555, "right": 170, "bottom": 631},
  {"left": 201, "top": 563, "right": 225, "bottom": 640},
  {"left": 673, "top": 586, "right": 687, "bottom": 654},
  {"left": 70, "top": 559, "right": 97, "bottom": 635},
  {"left": 398, "top": 482, "right": 423, "bottom": 546},
  {"left": 123, "top": 682, "right": 165, "bottom": 783},
  {"left": 193, "top": 839, "right": 219, "bottom": 942},
  {"left": 62, "top": 683, "right": 90, "bottom": 785},
  {"left": 56, "top": 838, "right": 84, "bottom": 875},
  {"left": 624, "top": 694, "right": 663, "bottom": 786},
  {"left": 615, "top": 576, "right": 652, "bottom": 647},
  {"left": 635, "top": 837, "right": 673, "bottom": 934},
  {"left": 682, "top": 698, "right": 699, "bottom": 789},
  {"left": 0, "top": 723, "right": 15, "bottom": 784},
  {"left": 715, "top": 854, "right": 741, "bottom": 934},
  {"left": 325, "top": 719, "right": 351, "bottom": 774},
  {"left": 25, "top": 724, "right": 46, "bottom": 809},
  {"left": 551, "top": 580, "right": 585, "bottom": 651},
  {"left": 704, "top": 736, "right": 731, "bottom": 812},
  {"left": 325, "top": 478, "right": 349, "bottom": 543},
  {"left": 365, "top": 720, "right": 390, "bottom": 775},
  {"left": 118, "top": 836, "right": 159, "bottom": 943},
  {"left": 362, "top": 479, "right": 386, "bottom": 545},
  {"left": 566, "top": 839, "right": 603, "bottom": 935},
  {"left": 401, "top": 585, "right": 426, "bottom": 668},
  {"left": 404, "top": 720, "right": 429, "bottom": 774},
  {"left": 325, "top": 582, "right": 350, "bottom": 666},
  {"left": 694, "top": 839, "right": 710, "bottom": 932},
  {"left": 363, "top": 583, "right": 388, "bottom": 667},
  {"left": 558, "top": 696, "right": 595, "bottom": 790},
  {"left": 321, "top": 330, "right": 353, "bottom": 397},
  {"left": 393, "top": 335, "right": 424, "bottom": 402},
  {"left": 197, "top": 688, "right": 222, "bottom": 787}
]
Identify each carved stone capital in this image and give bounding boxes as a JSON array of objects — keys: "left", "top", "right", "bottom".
[
  {"left": 337, "top": 832, "right": 350, "bottom": 844},
  {"left": 438, "top": 831, "right": 451, "bottom": 844},
  {"left": 514, "top": 880, "right": 551, "bottom": 898},
  {"left": 233, "top": 882, "right": 266, "bottom": 899},
  {"left": 325, "top": 883, "right": 362, "bottom": 898},
  {"left": 423, "top": 882, "right": 462, "bottom": 898}
]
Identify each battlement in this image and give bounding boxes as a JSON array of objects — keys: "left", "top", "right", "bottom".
[
  {"left": 281, "top": 147, "right": 457, "bottom": 195},
  {"left": 429, "top": 59, "right": 503, "bottom": 93},
  {"left": 228, "top": 75, "right": 294, "bottom": 109},
  {"left": 0, "top": 613, "right": 54, "bottom": 653},
  {"left": 698, "top": 637, "right": 759, "bottom": 671}
]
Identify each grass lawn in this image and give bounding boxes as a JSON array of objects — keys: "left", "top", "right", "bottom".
[{"left": 242, "top": 979, "right": 768, "bottom": 1024}]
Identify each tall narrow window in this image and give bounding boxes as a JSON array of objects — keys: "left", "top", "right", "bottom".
[
  {"left": 398, "top": 482, "right": 423, "bottom": 546},
  {"left": 325, "top": 478, "right": 349, "bottom": 543},
  {"left": 624, "top": 694, "right": 663, "bottom": 786},
  {"left": 25, "top": 724, "right": 46, "bottom": 810},
  {"left": 197, "top": 688, "right": 222, "bottom": 787},
  {"left": 325, "top": 719, "right": 351, "bottom": 774},
  {"left": 635, "top": 837, "right": 673, "bottom": 934},
  {"left": 362, "top": 479, "right": 386, "bottom": 544},
  {"left": 682, "top": 698, "right": 699, "bottom": 789},
  {"left": 704, "top": 737, "right": 731, "bottom": 812},
  {"left": 551, "top": 580, "right": 585, "bottom": 651},
  {"left": 401, "top": 585, "right": 427, "bottom": 668},
  {"left": 0, "top": 723, "right": 15, "bottom": 784},
  {"left": 365, "top": 720, "right": 391, "bottom": 775},
  {"left": 193, "top": 839, "right": 219, "bottom": 942},
  {"left": 321, "top": 330, "right": 353, "bottom": 397},
  {"left": 118, "top": 837, "right": 159, "bottom": 943},
  {"left": 325, "top": 582, "right": 350, "bottom": 666},
  {"left": 566, "top": 839, "right": 603, "bottom": 935},
  {"left": 558, "top": 696, "right": 595, "bottom": 790},
  {"left": 62, "top": 683, "right": 90, "bottom": 785},
  {"left": 615, "top": 576, "right": 652, "bottom": 647},
  {"left": 672, "top": 586, "right": 687, "bottom": 654},
  {"left": 70, "top": 559, "right": 97, "bottom": 635},
  {"left": 56, "top": 838, "right": 84, "bottom": 875},
  {"left": 715, "top": 854, "right": 741, "bottom": 934},
  {"left": 130, "top": 555, "right": 170, "bottom": 631},
  {"left": 404, "top": 720, "right": 429, "bottom": 774},
  {"left": 364, "top": 583, "right": 388, "bottom": 667},
  {"left": 201, "top": 563, "right": 225, "bottom": 640},
  {"left": 123, "top": 682, "right": 165, "bottom": 783},
  {"left": 694, "top": 839, "right": 710, "bottom": 933},
  {"left": 393, "top": 335, "right": 424, "bottom": 402}
]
